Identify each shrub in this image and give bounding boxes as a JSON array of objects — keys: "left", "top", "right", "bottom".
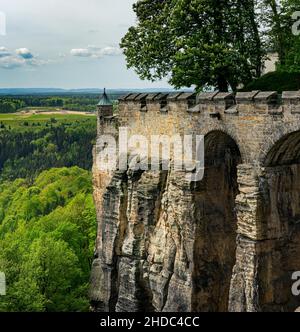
[{"left": 242, "top": 72, "right": 300, "bottom": 93}]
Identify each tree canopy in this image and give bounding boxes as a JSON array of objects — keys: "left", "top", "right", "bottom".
[
  {"left": 0, "top": 167, "right": 96, "bottom": 312},
  {"left": 0, "top": 118, "right": 96, "bottom": 181},
  {"left": 262, "top": 0, "right": 300, "bottom": 73},
  {"left": 121, "top": 0, "right": 264, "bottom": 91},
  {"left": 121, "top": 0, "right": 300, "bottom": 91}
]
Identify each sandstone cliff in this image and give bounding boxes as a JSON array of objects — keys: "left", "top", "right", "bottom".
[{"left": 90, "top": 151, "right": 240, "bottom": 312}]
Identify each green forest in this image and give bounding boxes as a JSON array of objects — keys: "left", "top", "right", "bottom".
[
  {"left": 0, "top": 167, "right": 96, "bottom": 312},
  {"left": 0, "top": 95, "right": 97, "bottom": 113},
  {"left": 0, "top": 112, "right": 98, "bottom": 312},
  {"left": 0, "top": 94, "right": 120, "bottom": 113},
  {"left": 0, "top": 114, "right": 96, "bottom": 181}
]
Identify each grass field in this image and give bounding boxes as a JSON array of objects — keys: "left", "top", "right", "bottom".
[{"left": 0, "top": 111, "right": 96, "bottom": 130}]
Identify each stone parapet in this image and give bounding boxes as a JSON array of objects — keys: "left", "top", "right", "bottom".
[{"left": 116, "top": 90, "right": 300, "bottom": 117}]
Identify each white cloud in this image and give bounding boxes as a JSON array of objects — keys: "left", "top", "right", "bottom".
[
  {"left": 0, "top": 47, "right": 11, "bottom": 58},
  {"left": 0, "top": 55, "right": 25, "bottom": 69},
  {"left": 70, "top": 45, "right": 122, "bottom": 59},
  {"left": 70, "top": 48, "right": 92, "bottom": 57},
  {"left": 100, "top": 46, "right": 123, "bottom": 56},
  {"left": 0, "top": 46, "right": 49, "bottom": 69},
  {"left": 16, "top": 48, "right": 34, "bottom": 59}
]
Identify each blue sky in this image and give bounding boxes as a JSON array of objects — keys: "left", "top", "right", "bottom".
[{"left": 0, "top": 0, "right": 171, "bottom": 89}]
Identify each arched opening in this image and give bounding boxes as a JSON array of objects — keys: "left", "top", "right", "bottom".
[
  {"left": 259, "top": 131, "right": 300, "bottom": 311},
  {"left": 192, "top": 130, "right": 241, "bottom": 312}
]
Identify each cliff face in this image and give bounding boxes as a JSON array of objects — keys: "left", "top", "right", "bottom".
[
  {"left": 90, "top": 91, "right": 300, "bottom": 312},
  {"left": 91, "top": 138, "right": 241, "bottom": 312},
  {"left": 91, "top": 165, "right": 238, "bottom": 312}
]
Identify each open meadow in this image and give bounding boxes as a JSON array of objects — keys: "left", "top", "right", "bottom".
[{"left": 0, "top": 110, "right": 96, "bottom": 131}]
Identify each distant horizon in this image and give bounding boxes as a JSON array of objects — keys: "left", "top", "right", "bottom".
[
  {"left": 0, "top": 87, "right": 182, "bottom": 90},
  {"left": 0, "top": 87, "right": 194, "bottom": 96}
]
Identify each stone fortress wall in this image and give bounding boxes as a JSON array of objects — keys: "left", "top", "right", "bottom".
[{"left": 90, "top": 90, "right": 300, "bottom": 312}]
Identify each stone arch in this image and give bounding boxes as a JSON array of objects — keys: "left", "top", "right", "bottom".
[
  {"left": 264, "top": 130, "right": 300, "bottom": 167},
  {"left": 192, "top": 130, "right": 241, "bottom": 312},
  {"left": 258, "top": 123, "right": 300, "bottom": 164},
  {"left": 257, "top": 130, "right": 300, "bottom": 311},
  {"left": 199, "top": 123, "right": 247, "bottom": 164}
]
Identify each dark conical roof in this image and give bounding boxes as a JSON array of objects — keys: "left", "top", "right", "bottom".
[{"left": 98, "top": 88, "right": 112, "bottom": 106}]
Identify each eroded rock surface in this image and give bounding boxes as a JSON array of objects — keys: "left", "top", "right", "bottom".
[{"left": 91, "top": 153, "right": 240, "bottom": 312}]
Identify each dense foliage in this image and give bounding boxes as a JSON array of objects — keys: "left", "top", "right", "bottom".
[
  {"left": 0, "top": 119, "right": 96, "bottom": 181},
  {"left": 0, "top": 99, "right": 25, "bottom": 113},
  {"left": 0, "top": 167, "right": 96, "bottom": 312},
  {"left": 260, "top": 0, "right": 300, "bottom": 72},
  {"left": 121, "top": 0, "right": 300, "bottom": 91},
  {"left": 242, "top": 71, "right": 300, "bottom": 92},
  {"left": 0, "top": 105, "right": 98, "bottom": 312},
  {"left": 0, "top": 93, "right": 121, "bottom": 113},
  {"left": 121, "top": 0, "right": 264, "bottom": 91},
  {"left": 0, "top": 97, "right": 64, "bottom": 114}
]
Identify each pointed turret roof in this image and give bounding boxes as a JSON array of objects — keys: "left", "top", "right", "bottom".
[{"left": 98, "top": 88, "right": 112, "bottom": 106}]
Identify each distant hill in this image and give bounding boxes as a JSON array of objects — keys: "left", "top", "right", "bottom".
[{"left": 0, "top": 88, "right": 192, "bottom": 96}]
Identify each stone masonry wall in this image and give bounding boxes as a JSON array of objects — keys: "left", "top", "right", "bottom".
[{"left": 91, "top": 90, "right": 300, "bottom": 312}]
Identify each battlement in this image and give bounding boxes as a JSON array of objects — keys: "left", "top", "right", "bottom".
[
  {"left": 116, "top": 90, "right": 300, "bottom": 117},
  {"left": 97, "top": 89, "right": 300, "bottom": 166}
]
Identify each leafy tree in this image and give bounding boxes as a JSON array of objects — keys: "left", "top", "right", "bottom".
[
  {"left": 0, "top": 119, "right": 96, "bottom": 181},
  {"left": 259, "top": 0, "right": 300, "bottom": 71},
  {"left": 2, "top": 278, "right": 45, "bottom": 312},
  {"left": 0, "top": 102, "right": 16, "bottom": 114},
  {"left": 243, "top": 71, "right": 300, "bottom": 92},
  {"left": 0, "top": 167, "right": 97, "bottom": 312},
  {"left": 121, "top": 0, "right": 265, "bottom": 91},
  {"left": 277, "top": 0, "right": 300, "bottom": 72},
  {"left": 22, "top": 235, "right": 84, "bottom": 312}
]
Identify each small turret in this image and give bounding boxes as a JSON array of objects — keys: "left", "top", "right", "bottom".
[{"left": 97, "top": 88, "right": 113, "bottom": 118}]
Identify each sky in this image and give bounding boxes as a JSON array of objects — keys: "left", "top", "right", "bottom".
[{"left": 0, "top": 0, "right": 171, "bottom": 89}]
